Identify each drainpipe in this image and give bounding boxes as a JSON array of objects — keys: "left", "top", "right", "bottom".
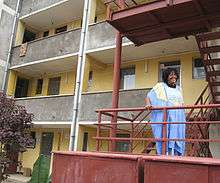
[
  {"left": 1, "top": 0, "right": 22, "bottom": 92},
  {"left": 69, "top": 0, "right": 91, "bottom": 151}
]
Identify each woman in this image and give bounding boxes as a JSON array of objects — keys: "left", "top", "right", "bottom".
[{"left": 145, "top": 67, "right": 186, "bottom": 156}]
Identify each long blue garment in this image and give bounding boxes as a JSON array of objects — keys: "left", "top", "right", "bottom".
[{"left": 147, "top": 82, "right": 186, "bottom": 155}]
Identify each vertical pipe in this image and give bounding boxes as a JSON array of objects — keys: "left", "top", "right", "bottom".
[
  {"left": 162, "top": 108, "right": 167, "bottom": 155},
  {"left": 96, "top": 111, "right": 101, "bottom": 151},
  {"left": 110, "top": 31, "right": 122, "bottom": 151},
  {"left": 130, "top": 121, "right": 134, "bottom": 153},
  {"left": 1, "top": 0, "right": 22, "bottom": 92},
  {"left": 69, "top": 0, "right": 91, "bottom": 151}
]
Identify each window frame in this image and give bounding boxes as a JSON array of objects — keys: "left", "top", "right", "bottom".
[
  {"left": 192, "top": 58, "right": 205, "bottom": 79},
  {"left": 120, "top": 66, "right": 136, "bottom": 90}
]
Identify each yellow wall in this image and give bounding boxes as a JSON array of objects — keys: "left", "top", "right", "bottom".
[
  {"left": 89, "top": 52, "right": 207, "bottom": 105},
  {"left": 29, "top": 71, "right": 76, "bottom": 97},
  {"left": 21, "top": 128, "right": 70, "bottom": 170},
  {"left": 7, "top": 70, "right": 76, "bottom": 97}
]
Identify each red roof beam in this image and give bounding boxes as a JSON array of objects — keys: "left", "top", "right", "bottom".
[{"left": 108, "top": 0, "right": 193, "bottom": 21}]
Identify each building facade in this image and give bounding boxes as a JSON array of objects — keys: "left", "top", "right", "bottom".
[{"left": 4, "top": 0, "right": 215, "bottom": 172}]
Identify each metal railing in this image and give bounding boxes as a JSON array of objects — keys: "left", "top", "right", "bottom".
[{"left": 95, "top": 104, "right": 220, "bottom": 157}]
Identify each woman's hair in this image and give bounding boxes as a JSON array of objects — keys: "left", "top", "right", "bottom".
[{"left": 162, "top": 67, "right": 179, "bottom": 84}]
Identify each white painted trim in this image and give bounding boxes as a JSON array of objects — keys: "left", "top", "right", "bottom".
[
  {"left": 33, "top": 121, "right": 71, "bottom": 125},
  {"left": 19, "top": 0, "right": 69, "bottom": 20},
  {"left": 86, "top": 41, "right": 133, "bottom": 54},
  {"left": 10, "top": 52, "right": 78, "bottom": 69}
]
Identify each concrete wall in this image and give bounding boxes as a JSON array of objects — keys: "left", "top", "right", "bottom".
[
  {"left": 87, "top": 22, "right": 130, "bottom": 51},
  {"left": 3, "top": 0, "right": 17, "bottom": 10},
  {"left": 20, "top": 0, "right": 62, "bottom": 17},
  {"left": 0, "top": 10, "right": 14, "bottom": 61},
  {"left": 15, "top": 88, "right": 149, "bottom": 122},
  {"left": 0, "top": 0, "right": 18, "bottom": 89},
  {"left": 10, "top": 29, "right": 81, "bottom": 66}
]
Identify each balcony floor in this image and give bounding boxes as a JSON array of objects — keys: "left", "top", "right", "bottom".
[{"left": 107, "top": 0, "right": 220, "bottom": 46}]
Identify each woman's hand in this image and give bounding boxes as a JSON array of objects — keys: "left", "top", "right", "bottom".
[{"left": 145, "top": 105, "right": 152, "bottom": 111}]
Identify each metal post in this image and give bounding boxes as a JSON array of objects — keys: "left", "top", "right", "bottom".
[
  {"left": 110, "top": 31, "right": 122, "bottom": 151},
  {"left": 69, "top": 0, "right": 91, "bottom": 151},
  {"left": 162, "top": 108, "right": 167, "bottom": 155},
  {"left": 109, "top": 0, "right": 124, "bottom": 152},
  {"left": 96, "top": 111, "right": 101, "bottom": 151}
]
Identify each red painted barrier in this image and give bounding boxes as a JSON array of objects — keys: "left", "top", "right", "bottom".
[
  {"left": 143, "top": 156, "right": 220, "bottom": 183},
  {"left": 52, "top": 151, "right": 142, "bottom": 183},
  {"left": 52, "top": 152, "right": 220, "bottom": 183}
]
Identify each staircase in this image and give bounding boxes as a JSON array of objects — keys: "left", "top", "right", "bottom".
[
  {"left": 196, "top": 31, "right": 220, "bottom": 103},
  {"left": 185, "top": 30, "right": 220, "bottom": 157}
]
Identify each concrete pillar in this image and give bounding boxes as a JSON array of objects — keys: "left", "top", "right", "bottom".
[
  {"left": 15, "top": 20, "right": 25, "bottom": 46},
  {"left": 6, "top": 70, "right": 17, "bottom": 96},
  {"left": 89, "top": 0, "right": 97, "bottom": 24},
  {"left": 82, "top": 55, "right": 91, "bottom": 92}
]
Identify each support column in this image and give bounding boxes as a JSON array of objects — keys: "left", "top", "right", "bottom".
[
  {"left": 110, "top": 31, "right": 122, "bottom": 151},
  {"left": 82, "top": 55, "right": 91, "bottom": 92}
]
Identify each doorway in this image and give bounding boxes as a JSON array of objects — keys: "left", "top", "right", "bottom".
[
  {"left": 40, "top": 132, "right": 54, "bottom": 157},
  {"left": 14, "top": 77, "right": 29, "bottom": 98}
]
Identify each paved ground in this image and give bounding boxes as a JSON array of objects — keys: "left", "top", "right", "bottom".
[{"left": 3, "top": 174, "right": 31, "bottom": 183}]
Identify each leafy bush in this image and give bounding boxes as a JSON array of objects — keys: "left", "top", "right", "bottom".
[{"left": 0, "top": 92, "right": 33, "bottom": 181}]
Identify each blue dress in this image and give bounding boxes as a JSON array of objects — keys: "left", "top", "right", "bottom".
[{"left": 147, "top": 82, "right": 186, "bottom": 155}]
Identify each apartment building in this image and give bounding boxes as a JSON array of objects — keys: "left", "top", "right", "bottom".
[{"left": 4, "top": 0, "right": 217, "bottom": 172}]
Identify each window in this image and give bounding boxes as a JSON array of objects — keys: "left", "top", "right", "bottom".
[
  {"left": 43, "top": 31, "right": 49, "bottom": 37},
  {"left": 116, "top": 134, "right": 130, "bottom": 152},
  {"left": 22, "top": 29, "right": 36, "bottom": 43},
  {"left": 47, "top": 77, "right": 61, "bottom": 95},
  {"left": 55, "top": 26, "right": 67, "bottom": 34},
  {"left": 193, "top": 58, "right": 205, "bottom": 79},
  {"left": 159, "top": 61, "right": 181, "bottom": 86},
  {"left": 36, "top": 79, "right": 43, "bottom": 94},
  {"left": 120, "top": 67, "right": 135, "bottom": 90}
]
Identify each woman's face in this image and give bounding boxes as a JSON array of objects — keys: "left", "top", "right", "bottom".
[{"left": 167, "top": 71, "right": 177, "bottom": 86}]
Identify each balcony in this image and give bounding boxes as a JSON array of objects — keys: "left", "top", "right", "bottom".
[
  {"left": 15, "top": 88, "right": 149, "bottom": 122},
  {"left": 10, "top": 29, "right": 81, "bottom": 67}
]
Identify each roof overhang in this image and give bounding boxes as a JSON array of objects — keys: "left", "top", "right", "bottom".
[{"left": 107, "top": 0, "right": 220, "bottom": 46}]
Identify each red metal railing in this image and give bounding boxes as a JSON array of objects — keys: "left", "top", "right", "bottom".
[{"left": 95, "top": 104, "right": 220, "bottom": 157}]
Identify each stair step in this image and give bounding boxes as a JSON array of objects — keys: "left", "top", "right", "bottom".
[
  {"left": 207, "top": 70, "right": 220, "bottom": 76},
  {"left": 201, "top": 45, "right": 220, "bottom": 54},
  {"left": 197, "top": 31, "right": 220, "bottom": 42},
  {"left": 214, "top": 92, "right": 220, "bottom": 96},
  {"left": 210, "top": 82, "right": 220, "bottom": 86},
  {"left": 204, "top": 59, "right": 220, "bottom": 65}
]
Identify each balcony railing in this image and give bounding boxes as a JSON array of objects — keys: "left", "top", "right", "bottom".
[
  {"left": 95, "top": 104, "right": 220, "bottom": 157},
  {"left": 15, "top": 88, "right": 150, "bottom": 122}
]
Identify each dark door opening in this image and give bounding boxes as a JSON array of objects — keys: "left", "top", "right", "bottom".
[
  {"left": 14, "top": 77, "right": 29, "bottom": 98},
  {"left": 40, "top": 132, "right": 54, "bottom": 157},
  {"left": 23, "top": 29, "right": 36, "bottom": 43},
  {"left": 82, "top": 132, "right": 88, "bottom": 151}
]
